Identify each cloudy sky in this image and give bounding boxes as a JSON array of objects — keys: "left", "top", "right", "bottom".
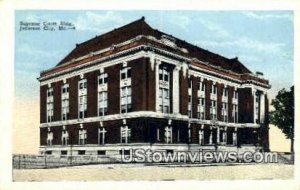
[{"left": 15, "top": 10, "right": 293, "bottom": 101}]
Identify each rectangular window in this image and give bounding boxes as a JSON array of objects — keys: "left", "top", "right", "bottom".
[
  {"left": 222, "top": 102, "right": 228, "bottom": 122},
  {"left": 210, "top": 100, "right": 217, "bottom": 120},
  {"left": 98, "top": 73, "right": 108, "bottom": 85},
  {"left": 97, "top": 150, "right": 106, "bottom": 155},
  {"left": 120, "top": 67, "right": 132, "bottom": 113},
  {"left": 188, "top": 79, "right": 192, "bottom": 89},
  {"left": 233, "top": 104, "right": 238, "bottom": 123},
  {"left": 98, "top": 127, "right": 106, "bottom": 145},
  {"left": 223, "top": 88, "right": 228, "bottom": 97},
  {"left": 211, "top": 84, "right": 217, "bottom": 94},
  {"left": 61, "top": 150, "right": 67, "bottom": 155},
  {"left": 61, "top": 130, "right": 69, "bottom": 145},
  {"left": 46, "top": 88, "right": 54, "bottom": 122},
  {"left": 159, "top": 67, "right": 169, "bottom": 82},
  {"left": 78, "top": 129, "right": 87, "bottom": 145},
  {"left": 197, "top": 98, "right": 205, "bottom": 120},
  {"left": 158, "top": 66, "right": 171, "bottom": 113},
  {"left": 78, "top": 79, "right": 87, "bottom": 119},
  {"left": 121, "top": 126, "right": 131, "bottom": 144},
  {"left": 98, "top": 91, "right": 108, "bottom": 116},
  {"left": 120, "top": 67, "right": 131, "bottom": 80},
  {"left": 164, "top": 126, "right": 172, "bottom": 144},
  {"left": 188, "top": 95, "right": 192, "bottom": 118},
  {"left": 198, "top": 81, "right": 205, "bottom": 91},
  {"left": 78, "top": 150, "right": 85, "bottom": 155},
  {"left": 47, "top": 131, "right": 53, "bottom": 146},
  {"left": 120, "top": 86, "right": 132, "bottom": 113},
  {"left": 61, "top": 84, "right": 69, "bottom": 121},
  {"left": 98, "top": 73, "right": 108, "bottom": 116},
  {"left": 234, "top": 90, "right": 238, "bottom": 99}
]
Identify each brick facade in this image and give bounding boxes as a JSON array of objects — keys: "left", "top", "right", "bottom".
[{"left": 38, "top": 18, "right": 270, "bottom": 155}]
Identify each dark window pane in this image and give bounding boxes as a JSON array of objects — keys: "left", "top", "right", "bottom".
[
  {"left": 121, "top": 73, "right": 126, "bottom": 80},
  {"left": 127, "top": 69, "right": 131, "bottom": 78},
  {"left": 159, "top": 74, "right": 163, "bottom": 80},
  {"left": 164, "top": 74, "right": 169, "bottom": 81},
  {"left": 98, "top": 150, "right": 106, "bottom": 155}
]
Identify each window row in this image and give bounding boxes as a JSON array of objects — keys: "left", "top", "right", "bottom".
[{"left": 46, "top": 68, "right": 132, "bottom": 122}]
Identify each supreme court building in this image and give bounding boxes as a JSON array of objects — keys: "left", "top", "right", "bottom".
[{"left": 38, "top": 17, "right": 271, "bottom": 156}]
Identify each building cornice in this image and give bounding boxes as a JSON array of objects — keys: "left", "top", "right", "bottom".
[
  {"left": 38, "top": 35, "right": 270, "bottom": 88},
  {"left": 39, "top": 111, "right": 260, "bottom": 129}
]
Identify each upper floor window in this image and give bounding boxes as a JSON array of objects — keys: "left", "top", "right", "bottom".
[
  {"left": 234, "top": 90, "right": 238, "bottom": 99},
  {"left": 98, "top": 91, "right": 108, "bottom": 116},
  {"left": 78, "top": 79, "right": 87, "bottom": 119},
  {"left": 221, "top": 102, "right": 228, "bottom": 122},
  {"left": 211, "top": 84, "right": 217, "bottom": 94},
  {"left": 120, "top": 67, "right": 132, "bottom": 113},
  {"left": 159, "top": 87, "right": 170, "bottom": 113},
  {"left": 121, "top": 67, "right": 131, "bottom": 80},
  {"left": 233, "top": 104, "right": 238, "bottom": 123},
  {"left": 158, "top": 66, "right": 171, "bottom": 113},
  {"left": 198, "top": 81, "right": 205, "bottom": 91},
  {"left": 46, "top": 88, "right": 54, "bottom": 123},
  {"left": 197, "top": 98, "right": 205, "bottom": 120},
  {"left": 61, "top": 84, "right": 69, "bottom": 121},
  {"left": 188, "top": 79, "right": 192, "bottom": 89},
  {"left": 121, "top": 86, "right": 132, "bottom": 113},
  {"left": 188, "top": 95, "right": 192, "bottom": 118},
  {"left": 210, "top": 100, "right": 217, "bottom": 120},
  {"left": 159, "top": 66, "right": 169, "bottom": 82},
  {"left": 98, "top": 73, "right": 108, "bottom": 85},
  {"left": 223, "top": 87, "right": 228, "bottom": 97},
  {"left": 79, "top": 79, "right": 87, "bottom": 90}
]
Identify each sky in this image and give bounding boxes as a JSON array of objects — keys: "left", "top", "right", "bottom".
[
  {"left": 13, "top": 10, "right": 293, "bottom": 153},
  {"left": 15, "top": 10, "right": 294, "bottom": 101}
]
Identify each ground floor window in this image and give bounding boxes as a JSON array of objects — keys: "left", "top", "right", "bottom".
[
  {"left": 98, "top": 127, "right": 106, "bottom": 145},
  {"left": 79, "top": 128, "right": 87, "bottom": 145},
  {"left": 97, "top": 150, "right": 106, "bottom": 155},
  {"left": 61, "top": 130, "right": 69, "bottom": 145},
  {"left": 47, "top": 131, "right": 53, "bottom": 146},
  {"left": 121, "top": 125, "right": 131, "bottom": 143},
  {"left": 164, "top": 126, "right": 172, "bottom": 144}
]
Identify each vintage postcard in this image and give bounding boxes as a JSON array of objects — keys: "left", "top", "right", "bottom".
[{"left": 0, "top": 0, "right": 299, "bottom": 190}]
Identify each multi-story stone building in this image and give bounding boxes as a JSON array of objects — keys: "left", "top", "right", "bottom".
[{"left": 38, "top": 17, "right": 271, "bottom": 157}]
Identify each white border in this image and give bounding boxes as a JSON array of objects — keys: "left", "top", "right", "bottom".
[{"left": 0, "top": 0, "right": 299, "bottom": 189}]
